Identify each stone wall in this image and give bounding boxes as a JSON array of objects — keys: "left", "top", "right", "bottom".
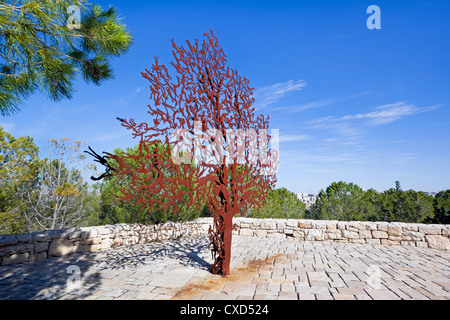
[
  {"left": 233, "top": 218, "right": 450, "bottom": 251},
  {"left": 0, "top": 218, "right": 211, "bottom": 266},
  {"left": 1, "top": 218, "right": 449, "bottom": 267}
]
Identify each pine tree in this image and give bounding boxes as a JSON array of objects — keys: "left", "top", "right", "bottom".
[{"left": 0, "top": 0, "right": 132, "bottom": 115}]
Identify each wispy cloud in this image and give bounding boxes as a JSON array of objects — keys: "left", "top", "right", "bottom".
[
  {"left": 254, "top": 80, "right": 306, "bottom": 110},
  {"left": 310, "top": 102, "right": 441, "bottom": 128},
  {"left": 289, "top": 91, "right": 372, "bottom": 113},
  {"left": 279, "top": 133, "right": 309, "bottom": 143}
]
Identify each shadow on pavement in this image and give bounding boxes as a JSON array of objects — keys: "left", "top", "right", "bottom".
[
  {"left": 99, "top": 236, "right": 211, "bottom": 271},
  {"left": 0, "top": 235, "right": 211, "bottom": 300}
]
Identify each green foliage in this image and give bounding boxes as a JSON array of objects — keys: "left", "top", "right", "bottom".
[
  {"left": 0, "top": 0, "right": 133, "bottom": 115},
  {"left": 246, "top": 187, "right": 306, "bottom": 219},
  {"left": 432, "top": 190, "right": 450, "bottom": 224},
  {"left": 311, "top": 181, "right": 435, "bottom": 223},
  {"left": 310, "top": 181, "right": 370, "bottom": 221},
  {"left": 373, "top": 181, "right": 434, "bottom": 223},
  {"left": 0, "top": 125, "right": 40, "bottom": 233}
]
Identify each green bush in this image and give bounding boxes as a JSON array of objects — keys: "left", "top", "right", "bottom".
[{"left": 246, "top": 187, "right": 306, "bottom": 219}]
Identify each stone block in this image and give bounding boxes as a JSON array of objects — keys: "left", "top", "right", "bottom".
[
  {"left": 16, "top": 233, "right": 32, "bottom": 243},
  {"left": 277, "top": 221, "right": 286, "bottom": 230},
  {"left": 419, "top": 225, "right": 441, "bottom": 235},
  {"left": 387, "top": 225, "right": 402, "bottom": 237},
  {"left": 376, "top": 222, "right": 388, "bottom": 232},
  {"left": 381, "top": 239, "right": 400, "bottom": 246},
  {"left": 29, "top": 252, "right": 47, "bottom": 262},
  {"left": 326, "top": 221, "right": 338, "bottom": 230},
  {"left": 337, "top": 222, "right": 347, "bottom": 230},
  {"left": 32, "top": 233, "right": 48, "bottom": 242},
  {"left": 358, "top": 230, "right": 372, "bottom": 239},
  {"left": 365, "top": 223, "right": 378, "bottom": 231},
  {"left": 341, "top": 230, "right": 358, "bottom": 239},
  {"left": 304, "top": 229, "right": 325, "bottom": 241},
  {"left": 254, "top": 229, "right": 267, "bottom": 237},
  {"left": 415, "top": 241, "right": 428, "bottom": 248},
  {"left": 0, "top": 235, "right": 18, "bottom": 247},
  {"left": 48, "top": 239, "right": 73, "bottom": 257},
  {"left": 425, "top": 235, "right": 450, "bottom": 250},
  {"left": 68, "top": 230, "right": 82, "bottom": 240},
  {"left": 0, "top": 243, "right": 34, "bottom": 256},
  {"left": 2, "top": 252, "right": 29, "bottom": 265},
  {"left": 402, "top": 230, "right": 424, "bottom": 241},
  {"left": 261, "top": 220, "right": 276, "bottom": 230},
  {"left": 325, "top": 230, "right": 341, "bottom": 240},
  {"left": 298, "top": 220, "right": 313, "bottom": 229},
  {"left": 312, "top": 220, "right": 328, "bottom": 229},
  {"left": 348, "top": 222, "right": 366, "bottom": 230},
  {"left": 402, "top": 224, "right": 418, "bottom": 231},
  {"left": 372, "top": 231, "right": 388, "bottom": 239},
  {"left": 35, "top": 241, "right": 49, "bottom": 253},
  {"left": 252, "top": 220, "right": 261, "bottom": 227},
  {"left": 286, "top": 220, "right": 299, "bottom": 228},
  {"left": 267, "top": 233, "right": 285, "bottom": 239},
  {"left": 45, "top": 230, "right": 64, "bottom": 240},
  {"left": 293, "top": 230, "right": 305, "bottom": 238},
  {"left": 442, "top": 227, "right": 450, "bottom": 237},
  {"left": 349, "top": 239, "right": 365, "bottom": 244}
]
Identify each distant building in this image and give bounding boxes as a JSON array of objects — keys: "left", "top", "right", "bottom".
[
  {"left": 297, "top": 193, "right": 318, "bottom": 210},
  {"left": 423, "top": 192, "right": 437, "bottom": 197}
]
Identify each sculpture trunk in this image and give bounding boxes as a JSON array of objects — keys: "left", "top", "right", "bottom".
[
  {"left": 222, "top": 213, "right": 233, "bottom": 276},
  {"left": 209, "top": 211, "right": 233, "bottom": 276}
]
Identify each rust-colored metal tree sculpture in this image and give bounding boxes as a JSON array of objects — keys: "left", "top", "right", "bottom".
[{"left": 89, "top": 31, "right": 278, "bottom": 276}]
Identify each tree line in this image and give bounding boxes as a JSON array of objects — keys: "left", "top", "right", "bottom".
[
  {"left": 307, "top": 181, "right": 449, "bottom": 224},
  {"left": 1, "top": 127, "right": 449, "bottom": 234}
]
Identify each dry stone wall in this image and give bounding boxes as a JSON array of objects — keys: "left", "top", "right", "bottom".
[
  {"left": 0, "top": 219, "right": 211, "bottom": 266},
  {"left": 233, "top": 218, "right": 450, "bottom": 251},
  {"left": 1, "top": 217, "right": 449, "bottom": 266}
]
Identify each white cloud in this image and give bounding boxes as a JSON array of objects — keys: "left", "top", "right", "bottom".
[
  {"left": 289, "top": 91, "right": 371, "bottom": 113},
  {"left": 310, "top": 102, "right": 440, "bottom": 128},
  {"left": 254, "top": 80, "right": 306, "bottom": 110},
  {"left": 279, "top": 133, "right": 309, "bottom": 143}
]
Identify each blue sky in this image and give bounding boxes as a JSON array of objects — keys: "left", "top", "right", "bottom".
[{"left": 1, "top": 0, "right": 449, "bottom": 193}]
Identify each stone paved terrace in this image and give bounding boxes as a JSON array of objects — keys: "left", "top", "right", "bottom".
[{"left": 0, "top": 235, "right": 449, "bottom": 300}]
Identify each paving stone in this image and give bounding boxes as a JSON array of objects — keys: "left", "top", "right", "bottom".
[
  {"left": 365, "top": 288, "right": 401, "bottom": 300},
  {"left": 278, "top": 291, "right": 298, "bottom": 300},
  {"left": 333, "top": 293, "right": 356, "bottom": 300},
  {"left": 296, "top": 285, "right": 330, "bottom": 295},
  {"left": 298, "top": 293, "right": 316, "bottom": 300}
]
